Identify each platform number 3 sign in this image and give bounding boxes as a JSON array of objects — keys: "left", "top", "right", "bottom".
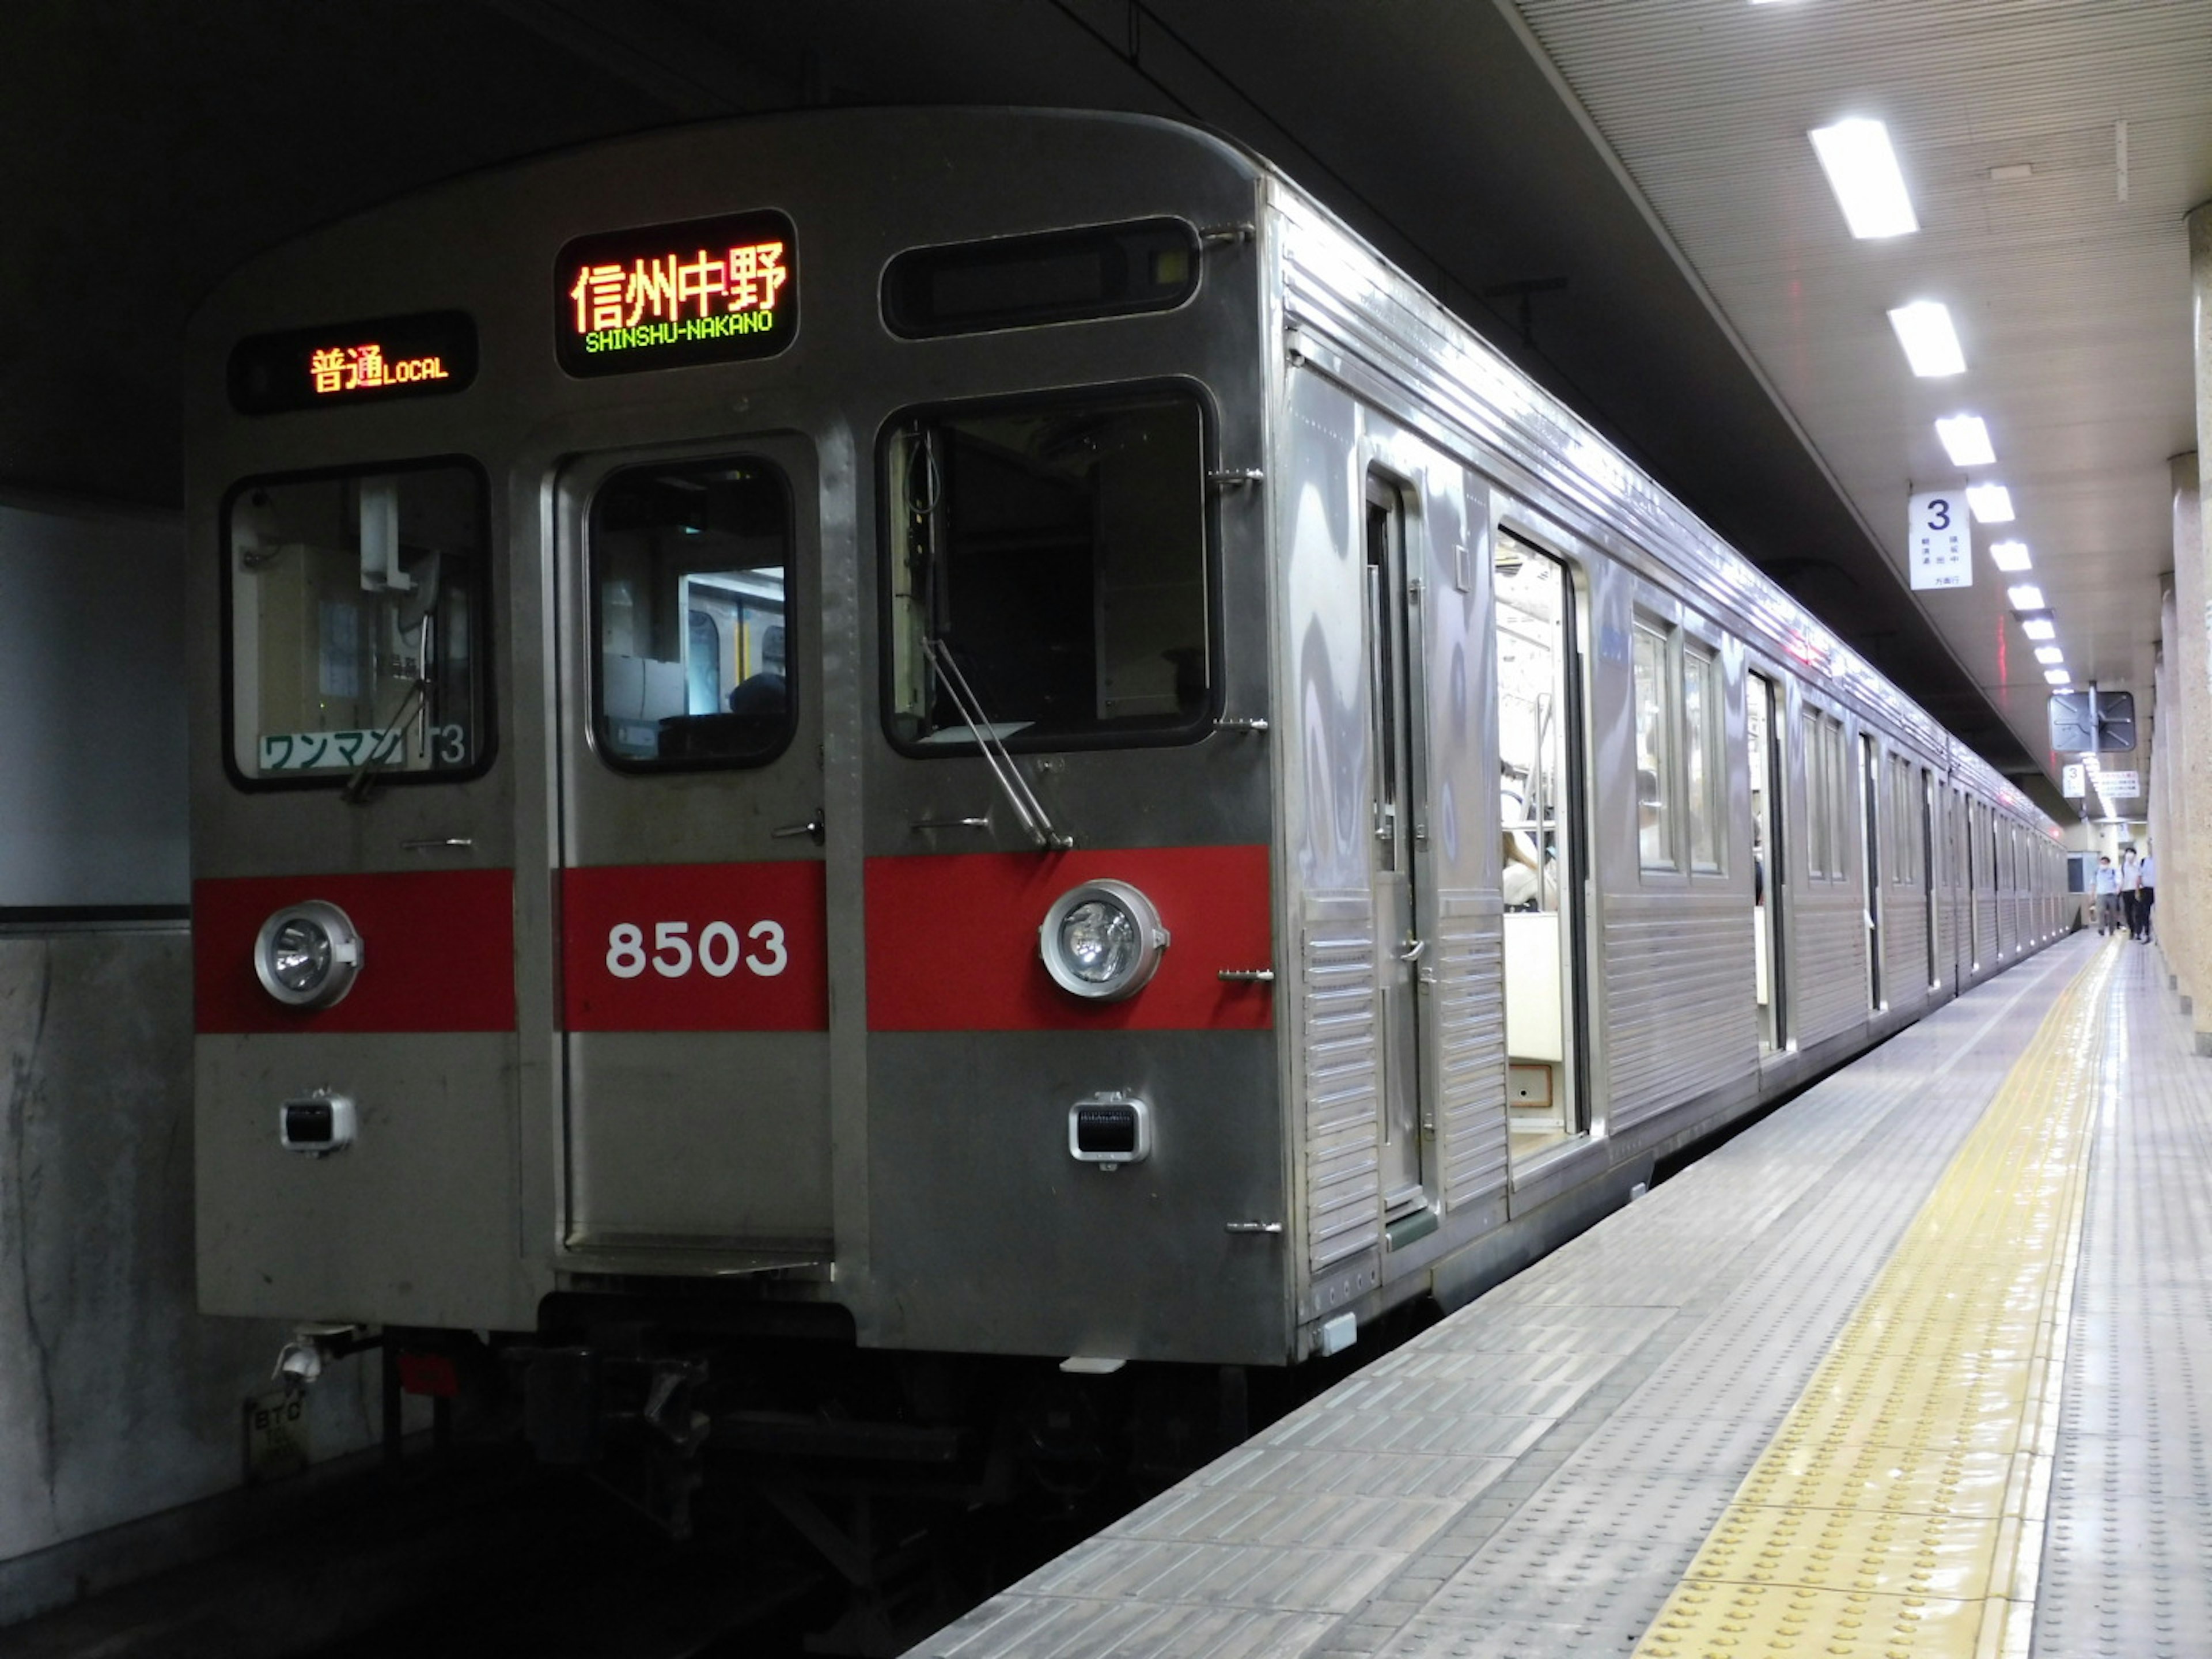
[{"left": 1908, "top": 491, "right": 1971, "bottom": 590}]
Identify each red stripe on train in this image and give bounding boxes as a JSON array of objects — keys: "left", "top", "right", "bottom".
[
  {"left": 561, "top": 860, "right": 828, "bottom": 1032},
  {"left": 865, "top": 844, "right": 1273, "bottom": 1032},
  {"left": 194, "top": 870, "right": 516, "bottom": 1035}
]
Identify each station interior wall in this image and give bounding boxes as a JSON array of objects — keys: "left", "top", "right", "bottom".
[{"left": 0, "top": 498, "right": 383, "bottom": 1625}]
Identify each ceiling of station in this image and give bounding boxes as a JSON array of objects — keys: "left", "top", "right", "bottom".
[
  {"left": 1508, "top": 0, "right": 2212, "bottom": 817},
  {"left": 4, "top": 0, "right": 2206, "bottom": 818}
]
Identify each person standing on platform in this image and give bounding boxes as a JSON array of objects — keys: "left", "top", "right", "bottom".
[
  {"left": 2134, "top": 843, "right": 2156, "bottom": 941},
  {"left": 2094, "top": 855, "right": 2121, "bottom": 934},
  {"left": 2119, "top": 846, "right": 2141, "bottom": 940}
]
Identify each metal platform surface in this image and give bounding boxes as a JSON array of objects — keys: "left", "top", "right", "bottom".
[{"left": 915, "top": 932, "right": 2212, "bottom": 1658}]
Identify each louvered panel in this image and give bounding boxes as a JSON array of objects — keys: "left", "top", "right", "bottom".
[
  {"left": 1600, "top": 900, "right": 1756, "bottom": 1131},
  {"left": 1507, "top": 0, "right": 2211, "bottom": 721},
  {"left": 1433, "top": 892, "right": 1507, "bottom": 1210},
  {"left": 1976, "top": 893, "right": 1998, "bottom": 966},
  {"left": 1883, "top": 890, "right": 1930, "bottom": 1009},
  {"left": 1301, "top": 900, "right": 1380, "bottom": 1271},
  {"left": 1792, "top": 897, "right": 1868, "bottom": 1048}
]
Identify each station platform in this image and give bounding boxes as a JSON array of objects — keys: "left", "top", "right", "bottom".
[{"left": 915, "top": 931, "right": 2210, "bottom": 1659}]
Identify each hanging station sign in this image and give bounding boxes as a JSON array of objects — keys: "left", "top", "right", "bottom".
[
  {"left": 555, "top": 209, "right": 798, "bottom": 377},
  {"left": 1906, "top": 490, "right": 1970, "bottom": 589},
  {"left": 228, "top": 312, "right": 478, "bottom": 415}
]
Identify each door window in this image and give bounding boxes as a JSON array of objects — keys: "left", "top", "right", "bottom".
[
  {"left": 1633, "top": 622, "right": 1675, "bottom": 869},
  {"left": 589, "top": 457, "right": 794, "bottom": 769}
]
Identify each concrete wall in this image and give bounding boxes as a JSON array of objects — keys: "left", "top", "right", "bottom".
[
  {"left": 0, "top": 495, "right": 189, "bottom": 910},
  {"left": 1, "top": 498, "right": 385, "bottom": 1623},
  {"left": 0, "top": 930, "right": 387, "bottom": 1615}
]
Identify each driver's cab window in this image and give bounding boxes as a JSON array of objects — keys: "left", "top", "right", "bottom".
[
  {"left": 589, "top": 457, "right": 793, "bottom": 768},
  {"left": 883, "top": 388, "right": 1211, "bottom": 752},
  {"left": 226, "top": 461, "right": 487, "bottom": 785}
]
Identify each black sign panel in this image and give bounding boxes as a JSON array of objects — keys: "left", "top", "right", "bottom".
[
  {"left": 555, "top": 210, "right": 798, "bottom": 377},
  {"left": 228, "top": 312, "right": 478, "bottom": 415},
  {"left": 2050, "top": 689, "right": 2136, "bottom": 753}
]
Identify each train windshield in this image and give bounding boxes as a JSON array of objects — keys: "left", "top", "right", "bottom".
[
  {"left": 884, "top": 388, "right": 1211, "bottom": 751},
  {"left": 589, "top": 458, "right": 794, "bottom": 769},
  {"left": 226, "top": 461, "right": 487, "bottom": 785}
]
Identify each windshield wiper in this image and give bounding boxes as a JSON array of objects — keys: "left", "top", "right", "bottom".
[
  {"left": 339, "top": 676, "right": 428, "bottom": 806},
  {"left": 922, "top": 637, "right": 1073, "bottom": 850}
]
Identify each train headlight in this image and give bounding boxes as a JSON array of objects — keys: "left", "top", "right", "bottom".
[
  {"left": 253, "top": 901, "right": 363, "bottom": 1010},
  {"left": 1039, "top": 880, "right": 1168, "bottom": 1001}
]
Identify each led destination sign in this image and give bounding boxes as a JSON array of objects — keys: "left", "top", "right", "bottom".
[
  {"left": 555, "top": 209, "right": 798, "bottom": 376},
  {"left": 228, "top": 312, "right": 478, "bottom": 415}
]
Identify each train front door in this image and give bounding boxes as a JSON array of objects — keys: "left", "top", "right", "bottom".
[{"left": 554, "top": 440, "right": 832, "bottom": 1259}]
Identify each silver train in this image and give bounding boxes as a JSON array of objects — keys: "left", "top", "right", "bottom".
[{"left": 187, "top": 107, "right": 2065, "bottom": 1505}]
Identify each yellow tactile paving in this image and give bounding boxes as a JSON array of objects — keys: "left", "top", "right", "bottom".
[{"left": 1637, "top": 943, "right": 2117, "bottom": 1659}]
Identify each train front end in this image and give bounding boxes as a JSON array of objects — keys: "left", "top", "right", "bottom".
[{"left": 185, "top": 109, "right": 1299, "bottom": 1459}]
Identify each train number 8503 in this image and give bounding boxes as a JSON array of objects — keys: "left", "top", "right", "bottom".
[{"left": 605, "top": 920, "right": 789, "bottom": 980}]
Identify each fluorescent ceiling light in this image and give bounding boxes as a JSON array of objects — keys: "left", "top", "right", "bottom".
[
  {"left": 1966, "top": 483, "right": 2015, "bottom": 522},
  {"left": 1934, "top": 414, "right": 1995, "bottom": 467},
  {"left": 1888, "top": 302, "right": 1965, "bottom": 377},
  {"left": 1809, "top": 120, "right": 1920, "bottom": 238},
  {"left": 2034, "top": 645, "right": 2065, "bottom": 665},
  {"left": 1990, "top": 539, "right": 2032, "bottom": 572},
  {"left": 2007, "top": 584, "right": 2046, "bottom": 610},
  {"left": 2044, "top": 668, "right": 2072, "bottom": 685},
  {"left": 2023, "top": 616, "right": 2058, "bottom": 641}
]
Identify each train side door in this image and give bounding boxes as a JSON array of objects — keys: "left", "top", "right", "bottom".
[
  {"left": 554, "top": 441, "right": 832, "bottom": 1260},
  {"left": 1748, "top": 672, "right": 1787, "bottom": 1052},
  {"left": 1494, "top": 533, "right": 1588, "bottom": 1160},
  {"left": 1860, "top": 734, "right": 1884, "bottom": 1010},
  {"left": 1364, "top": 476, "right": 1426, "bottom": 1217},
  {"left": 1922, "top": 768, "right": 1940, "bottom": 990}
]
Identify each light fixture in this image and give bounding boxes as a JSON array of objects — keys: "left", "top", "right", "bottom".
[
  {"left": 1887, "top": 302, "right": 1965, "bottom": 377},
  {"left": 1038, "top": 880, "right": 1170, "bottom": 1001},
  {"left": 1934, "top": 415, "right": 1995, "bottom": 467},
  {"left": 2022, "top": 616, "right": 2058, "bottom": 641},
  {"left": 2007, "top": 584, "right": 2046, "bottom": 610},
  {"left": 253, "top": 900, "right": 365, "bottom": 1009},
  {"left": 2045, "top": 668, "right": 2072, "bottom": 685},
  {"left": 1965, "top": 483, "right": 2015, "bottom": 522},
  {"left": 2035, "top": 646, "right": 2065, "bottom": 665},
  {"left": 1990, "top": 539, "right": 2032, "bottom": 572},
  {"left": 1809, "top": 120, "right": 1920, "bottom": 238}
]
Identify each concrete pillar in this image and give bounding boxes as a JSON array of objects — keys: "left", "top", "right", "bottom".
[
  {"left": 2181, "top": 199, "right": 2212, "bottom": 1047},
  {"left": 2150, "top": 577, "right": 2181, "bottom": 990},
  {"left": 2174, "top": 456, "right": 2211, "bottom": 1039}
]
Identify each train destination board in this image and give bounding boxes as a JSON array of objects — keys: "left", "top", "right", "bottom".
[
  {"left": 555, "top": 210, "right": 797, "bottom": 376},
  {"left": 228, "top": 311, "right": 477, "bottom": 415}
]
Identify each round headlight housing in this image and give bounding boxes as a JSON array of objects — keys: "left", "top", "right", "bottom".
[
  {"left": 253, "top": 900, "right": 364, "bottom": 1010},
  {"left": 1039, "top": 880, "right": 1169, "bottom": 1002}
]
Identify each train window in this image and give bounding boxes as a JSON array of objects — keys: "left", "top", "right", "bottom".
[
  {"left": 1682, "top": 642, "right": 1721, "bottom": 873},
  {"left": 226, "top": 461, "right": 488, "bottom": 787},
  {"left": 884, "top": 388, "right": 1211, "bottom": 752},
  {"left": 1801, "top": 708, "right": 1847, "bottom": 880},
  {"left": 1633, "top": 622, "right": 1675, "bottom": 869},
  {"left": 589, "top": 458, "right": 794, "bottom": 770},
  {"left": 1889, "top": 756, "right": 1916, "bottom": 883},
  {"left": 882, "top": 219, "right": 1200, "bottom": 338},
  {"left": 1824, "top": 717, "right": 1849, "bottom": 878}
]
